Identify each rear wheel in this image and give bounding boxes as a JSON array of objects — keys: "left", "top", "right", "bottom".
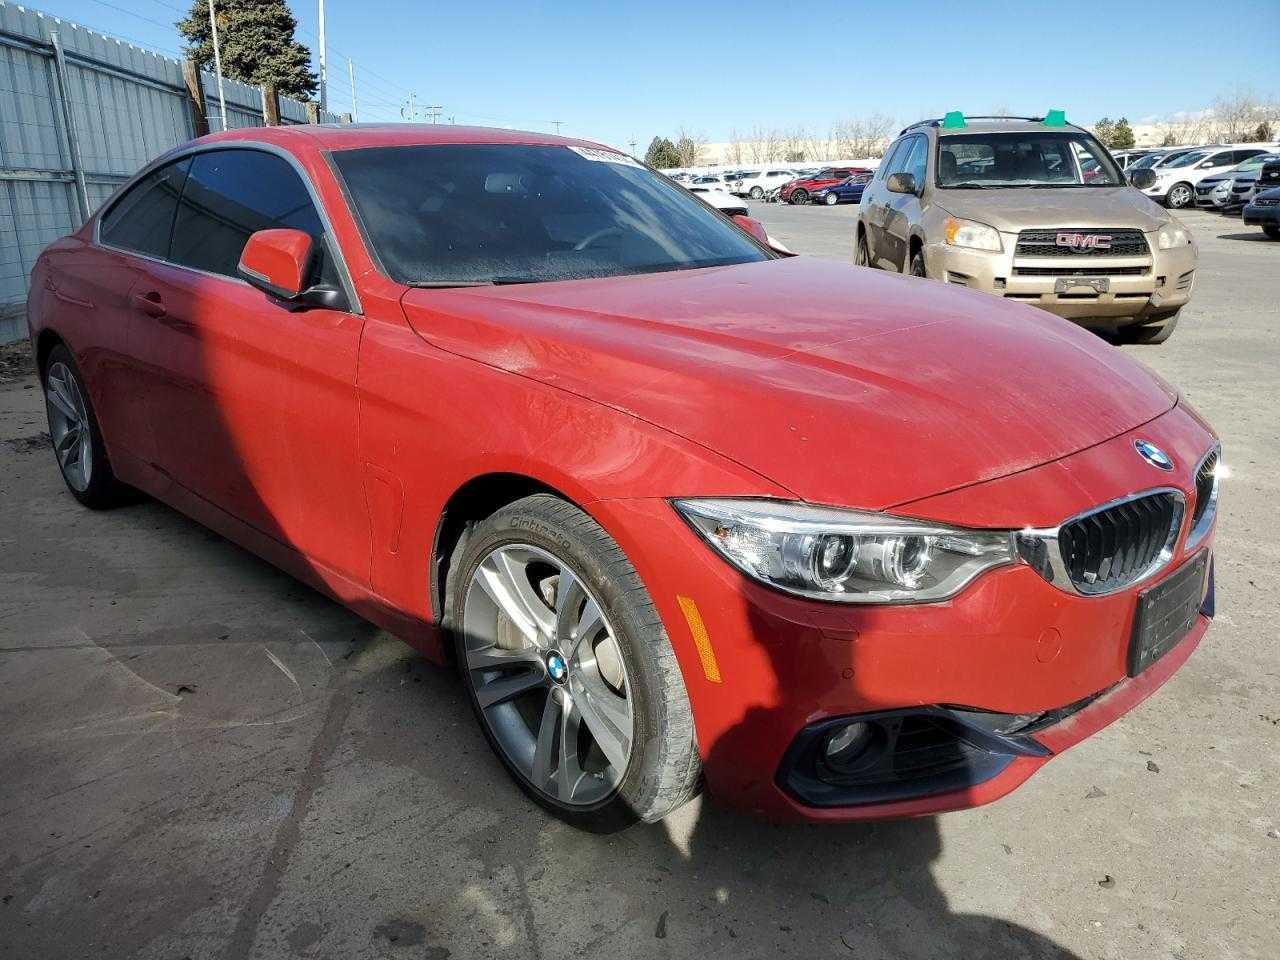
[
  {"left": 749, "top": 186, "right": 764, "bottom": 199},
  {"left": 790, "top": 188, "right": 810, "bottom": 205},
  {"left": 1117, "top": 311, "right": 1179, "bottom": 345},
  {"left": 446, "top": 494, "right": 701, "bottom": 830},
  {"left": 909, "top": 248, "right": 927, "bottom": 278},
  {"left": 855, "top": 231, "right": 871, "bottom": 267},
  {"left": 42, "top": 344, "right": 126, "bottom": 508},
  {"left": 1264, "top": 225, "right": 1280, "bottom": 240},
  {"left": 1166, "top": 182, "right": 1193, "bottom": 209}
]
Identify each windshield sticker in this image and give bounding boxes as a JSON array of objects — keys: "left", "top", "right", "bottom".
[{"left": 568, "top": 146, "right": 644, "bottom": 169}]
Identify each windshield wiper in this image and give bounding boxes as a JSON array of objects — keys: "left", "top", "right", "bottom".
[{"left": 943, "top": 182, "right": 988, "bottom": 189}]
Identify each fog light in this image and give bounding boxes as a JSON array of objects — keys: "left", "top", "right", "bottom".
[{"left": 821, "top": 720, "right": 883, "bottom": 775}]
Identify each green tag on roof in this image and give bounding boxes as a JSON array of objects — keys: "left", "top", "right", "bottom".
[
  {"left": 941, "top": 111, "right": 966, "bottom": 129},
  {"left": 1043, "top": 109, "right": 1067, "bottom": 127}
]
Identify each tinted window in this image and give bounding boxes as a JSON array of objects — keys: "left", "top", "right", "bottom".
[
  {"left": 878, "top": 140, "right": 908, "bottom": 179},
  {"left": 170, "top": 149, "right": 325, "bottom": 277},
  {"left": 332, "top": 144, "right": 768, "bottom": 285},
  {"left": 903, "top": 137, "right": 927, "bottom": 185},
  {"left": 100, "top": 159, "right": 190, "bottom": 257}
]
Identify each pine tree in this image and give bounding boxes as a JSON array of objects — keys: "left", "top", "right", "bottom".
[
  {"left": 1110, "top": 118, "right": 1136, "bottom": 150},
  {"left": 644, "top": 137, "right": 682, "bottom": 169},
  {"left": 178, "top": 0, "right": 317, "bottom": 100}
]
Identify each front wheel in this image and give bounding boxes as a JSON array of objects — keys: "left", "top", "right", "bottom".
[
  {"left": 447, "top": 494, "right": 701, "bottom": 830},
  {"left": 1166, "top": 182, "right": 1194, "bottom": 209},
  {"left": 823, "top": 192, "right": 839, "bottom": 206},
  {"left": 790, "top": 188, "right": 810, "bottom": 205}
]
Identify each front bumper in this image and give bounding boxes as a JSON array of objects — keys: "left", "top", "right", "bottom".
[
  {"left": 924, "top": 233, "right": 1196, "bottom": 327},
  {"left": 1243, "top": 203, "right": 1280, "bottom": 226},
  {"left": 592, "top": 404, "right": 1217, "bottom": 821}
]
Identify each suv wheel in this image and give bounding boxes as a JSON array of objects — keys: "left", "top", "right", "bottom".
[
  {"left": 1264, "top": 225, "right": 1280, "bottom": 240},
  {"left": 855, "top": 232, "right": 871, "bottom": 267},
  {"left": 446, "top": 494, "right": 701, "bottom": 829},
  {"left": 909, "top": 249, "right": 927, "bottom": 278},
  {"left": 1166, "top": 183, "right": 1194, "bottom": 209},
  {"left": 749, "top": 186, "right": 764, "bottom": 199},
  {"left": 790, "top": 188, "right": 810, "bottom": 205}
]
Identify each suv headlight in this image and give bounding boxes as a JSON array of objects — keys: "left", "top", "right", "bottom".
[
  {"left": 1157, "top": 221, "right": 1192, "bottom": 249},
  {"left": 673, "top": 499, "right": 1016, "bottom": 603},
  {"left": 944, "top": 218, "right": 1002, "bottom": 252}
]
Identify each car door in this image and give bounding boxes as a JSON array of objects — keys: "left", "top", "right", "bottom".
[
  {"left": 129, "top": 147, "right": 369, "bottom": 584},
  {"left": 863, "top": 138, "right": 908, "bottom": 263},
  {"left": 882, "top": 135, "right": 927, "bottom": 271}
]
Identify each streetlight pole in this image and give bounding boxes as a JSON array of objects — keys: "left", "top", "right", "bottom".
[
  {"left": 317, "top": 0, "right": 327, "bottom": 114},
  {"left": 206, "top": 0, "right": 227, "bottom": 131},
  {"left": 348, "top": 57, "right": 357, "bottom": 122}
]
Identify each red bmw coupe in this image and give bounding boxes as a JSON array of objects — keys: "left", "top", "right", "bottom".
[{"left": 27, "top": 125, "right": 1220, "bottom": 829}]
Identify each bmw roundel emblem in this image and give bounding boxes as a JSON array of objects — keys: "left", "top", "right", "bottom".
[
  {"left": 545, "top": 651, "right": 568, "bottom": 683},
  {"left": 1134, "top": 439, "right": 1174, "bottom": 471}
]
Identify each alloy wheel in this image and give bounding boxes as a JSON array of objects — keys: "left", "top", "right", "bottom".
[
  {"left": 749, "top": 186, "right": 764, "bottom": 199},
  {"left": 462, "top": 543, "right": 634, "bottom": 807},
  {"left": 791, "top": 189, "right": 809, "bottom": 205},
  {"left": 1168, "top": 184, "right": 1192, "bottom": 208},
  {"left": 44, "top": 361, "right": 93, "bottom": 492}
]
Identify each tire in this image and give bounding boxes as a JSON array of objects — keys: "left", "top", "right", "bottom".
[
  {"left": 855, "top": 231, "right": 872, "bottom": 267},
  {"left": 1166, "top": 182, "right": 1194, "bottom": 209},
  {"left": 41, "top": 344, "right": 126, "bottom": 508},
  {"left": 1264, "top": 225, "right": 1280, "bottom": 240},
  {"left": 790, "top": 188, "right": 810, "bottom": 205},
  {"left": 445, "top": 494, "right": 701, "bottom": 830},
  {"left": 749, "top": 186, "right": 764, "bottom": 199},
  {"left": 823, "top": 192, "right": 839, "bottom": 206},
  {"left": 909, "top": 248, "right": 927, "bottom": 278},
  {"left": 1118, "top": 311, "right": 1179, "bottom": 345}
]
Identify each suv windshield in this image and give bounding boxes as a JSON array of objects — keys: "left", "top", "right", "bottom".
[
  {"left": 935, "top": 132, "right": 1124, "bottom": 188},
  {"left": 332, "top": 144, "right": 769, "bottom": 285},
  {"left": 1164, "top": 151, "right": 1209, "bottom": 169}
]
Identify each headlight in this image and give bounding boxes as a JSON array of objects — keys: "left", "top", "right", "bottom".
[
  {"left": 1157, "top": 221, "right": 1192, "bottom": 249},
  {"left": 673, "top": 499, "right": 1016, "bottom": 603},
  {"left": 944, "top": 218, "right": 1002, "bottom": 252}
]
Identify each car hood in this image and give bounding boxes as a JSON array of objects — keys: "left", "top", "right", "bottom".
[
  {"left": 400, "top": 258, "right": 1176, "bottom": 509},
  {"left": 934, "top": 186, "right": 1169, "bottom": 233}
]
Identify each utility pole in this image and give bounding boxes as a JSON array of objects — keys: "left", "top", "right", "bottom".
[
  {"left": 628, "top": 137, "right": 637, "bottom": 157},
  {"left": 206, "top": 0, "right": 227, "bottom": 132},
  {"left": 317, "top": 0, "right": 327, "bottom": 114},
  {"left": 347, "top": 57, "right": 357, "bottom": 122},
  {"left": 401, "top": 92, "right": 417, "bottom": 121},
  {"left": 428, "top": 105, "right": 443, "bottom": 124},
  {"left": 551, "top": 120, "right": 563, "bottom": 135}
]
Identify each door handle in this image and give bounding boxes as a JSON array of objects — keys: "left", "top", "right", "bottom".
[{"left": 133, "top": 291, "right": 166, "bottom": 318}]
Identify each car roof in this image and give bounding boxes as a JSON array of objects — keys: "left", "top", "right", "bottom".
[
  {"left": 192, "top": 123, "right": 618, "bottom": 155},
  {"left": 932, "top": 119, "right": 1089, "bottom": 136}
]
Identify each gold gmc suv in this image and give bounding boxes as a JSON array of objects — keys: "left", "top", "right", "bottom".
[{"left": 855, "top": 112, "right": 1196, "bottom": 344}]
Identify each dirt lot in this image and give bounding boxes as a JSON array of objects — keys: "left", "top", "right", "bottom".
[{"left": 1, "top": 208, "right": 1277, "bottom": 960}]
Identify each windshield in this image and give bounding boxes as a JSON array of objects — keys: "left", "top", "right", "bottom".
[
  {"left": 935, "top": 132, "right": 1124, "bottom": 188},
  {"left": 1163, "top": 151, "right": 1209, "bottom": 169},
  {"left": 332, "top": 144, "right": 769, "bottom": 285},
  {"left": 1128, "top": 153, "right": 1165, "bottom": 170},
  {"left": 1237, "top": 154, "right": 1280, "bottom": 173}
]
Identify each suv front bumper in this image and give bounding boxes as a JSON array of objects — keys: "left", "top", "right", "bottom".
[{"left": 923, "top": 235, "right": 1196, "bottom": 327}]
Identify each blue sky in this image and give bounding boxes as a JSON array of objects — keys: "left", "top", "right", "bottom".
[{"left": 28, "top": 0, "right": 1280, "bottom": 150}]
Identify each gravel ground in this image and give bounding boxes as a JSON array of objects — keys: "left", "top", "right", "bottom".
[{"left": 0, "top": 206, "right": 1276, "bottom": 960}]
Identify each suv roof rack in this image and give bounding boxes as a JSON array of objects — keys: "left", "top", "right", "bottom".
[{"left": 898, "top": 111, "right": 1073, "bottom": 135}]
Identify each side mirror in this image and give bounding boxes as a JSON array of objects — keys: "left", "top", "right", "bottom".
[
  {"left": 1129, "top": 168, "right": 1157, "bottom": 189},
  {"left": 238, "top": 228, "right": 313, "bottom": 300},
  {"left": 732, "top": 214, "right": 790, "bottom": 254},
  {"left": 886, "top": 172, "right": 918, "bottom": 195},
  {"left": 1198, "top": 160, "right": 1215, "bottom": 169},
  {"left": 238, "top": 228, "right": 348, "bottom": 310}
]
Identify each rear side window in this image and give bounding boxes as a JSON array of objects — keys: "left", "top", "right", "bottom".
[
  {"left": 99, "top": 159, "right": 190, "bottom": 258},
  {"left": 170, "top": 149, "right": 325, "bottom": 278}
]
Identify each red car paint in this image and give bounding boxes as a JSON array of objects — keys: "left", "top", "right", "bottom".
[
  {"left": 780, "top": 167, "right": 871, "bottom": 202},
  {"left": 27, "top": 125, "right": 1218, "bottom": 822}
]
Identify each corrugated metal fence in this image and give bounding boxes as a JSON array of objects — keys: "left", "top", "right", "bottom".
[{"left": 0, "top": 1, "right": 345, "bottom": 342}]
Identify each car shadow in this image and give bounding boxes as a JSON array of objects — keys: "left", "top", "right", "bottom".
[{"left": 1216, "top": 231, "right": 1275, "bottom": 242}]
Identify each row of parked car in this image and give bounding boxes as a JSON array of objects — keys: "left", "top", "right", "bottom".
[
  {"left": 671, "top": 167, "right": 877, "bottom": 206},
  {"left": 1114, "top": 145, "right": 1279, "bottom": 211}
]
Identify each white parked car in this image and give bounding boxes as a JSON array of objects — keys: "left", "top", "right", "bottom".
[
  {"left": 684, "top": 175, "right": 730, "bottom": 193},
  {"left": 1141, "top": 146, "right": 1272, "bottom": 209},
  {"left": 730, "top": 169, "right": 800, "bottom": 199},
  {"left": 688, "top": 186, "right": 748, "bottom": 217}
]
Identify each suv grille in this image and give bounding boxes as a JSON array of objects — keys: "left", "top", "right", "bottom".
[
  {"left": 1057, "top": 492, "right": 1182, "bottom": 595},
  {"left": 1015, "top": 229, "right": 1149, "bottom": 258}
]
